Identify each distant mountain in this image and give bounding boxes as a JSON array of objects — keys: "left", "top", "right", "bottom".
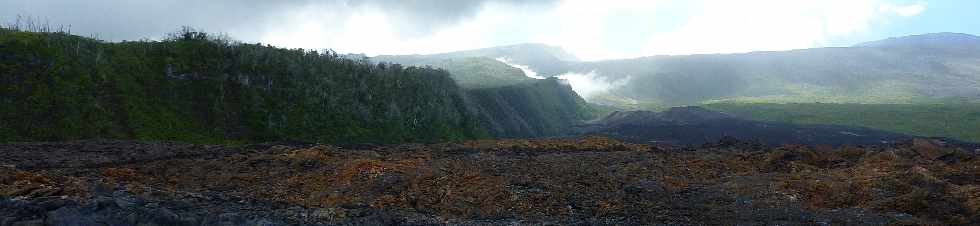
[
  {"left": 375, "top": 57, "right": 533, "bottom": 89},
  {"left": 0, "top": 28, "right": 487, "bottom": 143},
  {"left": 0, "top": 28, "right": 611, "bottom": 143},
  {"left": 855, "top": 32, "right": 980, "bottom": 50},
  {"left": 468, "top": 78, "right": 600, "bottom": 137},
  {"left": 372, "top": 44, "right": 604, "bottom": 138},
  {"left": 577, "top": 106, "right": 946, "bottom": 147},
  {"left": 567, "top": 33, "right": 980, "bottom": 108},
  {"left": 375, "top": 43, "right": 577, "bottom": 77},
  {"left": 377, "top": 33, "right": 980, "bottom": 110}
]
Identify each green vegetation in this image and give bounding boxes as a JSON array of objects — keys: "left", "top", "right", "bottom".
[
  {"left": 436, "top": 57, "right": 533, "bottom": 88},
  {"left": 701, "top": 81, "right": 931, "bottom": 104},
  {"left": 0, "top": 27, "right": 487, "bottom": 144},
  {"left": 705, "top": 103, "right": 980, "bottom": 142},
  {"left": 560, "top": 33, "right": 980, "bottom": 110},
  {"left": 375, "top": 43, "right": 576, "bottom": 77},
  {"left": 373, "top": 48, "right": 604, "bottom": 137},
  {"left": 373, "top": 57, "right": 534, "bottom": 88},
  {"left": 466, "top": 78, "right": 604, "bottom": 137}
]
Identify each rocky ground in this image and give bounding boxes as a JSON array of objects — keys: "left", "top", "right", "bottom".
[
  {"left": 1, "top": 137, "right": 978, "bottom": 225},
  {"left": 577, "top": 106, "right": 980, "bottom": 149}
]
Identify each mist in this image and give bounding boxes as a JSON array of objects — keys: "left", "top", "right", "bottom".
[
  {"left": 3, "top": 0, "right": 946, "bottom": 61},
  {"left": 495, "top": 57, "right": 547, "bottom": 79},
  {"left": 556, "top": 71, "right": 630, "bottom": 100}
]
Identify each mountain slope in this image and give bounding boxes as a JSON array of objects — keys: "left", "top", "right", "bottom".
[
  {"left": 855, "top": 32, "right": 980, "bottom": 54},
  {"left": 374, "top": 43, "right": 577, "bottom": 77},
  {"left": 399, "top": 34, "right": 980, "bottom": 109},
  {"left": 580, "top": 33, "right": 980, "bottom": 108},
  {"left": 374, "top": 46, "right": 604, "bottom": 138},
  {"left": 372, "top": 56, "right": 534, "bottom": 88},
  {"left": 0, "top": 28, "right": 486, "bottom": 143},
  {"left": 466, "top": 78, "right": 598, "bottom": 137},
  {"left": 0, "top": 28, "right": 602, "bottom": 143},
  {"left": 705, "top": 102, "right": 980, "bottom": 142},
  {"left": 576, "top": 106, "right": 968, "bottom": 147}
]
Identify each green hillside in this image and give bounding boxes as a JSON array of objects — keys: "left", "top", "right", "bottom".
[
  {"left": 374, "top": 49, "right": 605, "bottom": 137},
  {"left": 705, "top": 103, "right": 980, "bottom": 142},
  {"left": 373, "top": 57, "right": 533, "bottom": 88},
  {"left": 573, "top": 38, "right": 980, "bottom": 108},
  {"left": 466, "top": 78, "right": 604, "bottom": 137},
  {"left": 0, "top": 28, "right": 487, "bottom": 144},
  {"left": 374, "top": 43, "right": 576, "bottom": 77},
  {"left": 402, "top": 34, "right": 980, "bottom": 110}
]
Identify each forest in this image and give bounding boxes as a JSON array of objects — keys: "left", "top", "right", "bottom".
[{"left": 0, "top": 27, "right": 487, "bottom": 144}]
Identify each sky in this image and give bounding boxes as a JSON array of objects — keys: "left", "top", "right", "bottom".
[{"left": 2, "top": 0, "right": 977, "bottom": 61}]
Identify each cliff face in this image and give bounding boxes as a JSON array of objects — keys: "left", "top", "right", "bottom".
[
  {"left": 0, "top": 29, "right": 601, "bottom": 144},
  {"left": 465, "top": 78, "right": 597, "bottom": 138},
  {"left": 0, "top": 29, "right": 486, "bottom": 144},
  {"left": 372, "top": 52, "right": 601, "bottom": 139}
]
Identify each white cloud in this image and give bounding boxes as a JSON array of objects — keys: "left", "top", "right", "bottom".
[
  {"left": 257, "top": 0, "right": 663, "bottom": 60},
  {"left": 253, "top": 0, "right": 927, "bottom": 60},
  {"left": 528, "top": 0, "right": 661, "bottom": 61},
  {"left": 556, "top": 71, "right": 630, "bottom": 99},
  {"left": 881, "top": 2, "right": 926, "bottom": 17},
  {"left": 495, "top": 57, "right": 547, "bottom": 79},
  {"left": 259, "top": 2, "right": 496, "bottom": 55},
  {"left": 640, "top": 0, "right": 928, "bottom": 56}
]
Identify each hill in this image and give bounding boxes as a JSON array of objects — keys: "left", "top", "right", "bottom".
[
  {"left": 467, "top": 78, "right": 599, "bottom": 137},
  {"left": 371, "top": 56, "right": 533, "bottom": 89},
  {"left": 374, "top": 43, "right": 577, "bottom": 77},
  {"left": 373, "top": 45, "right": 605, "bottom": 138},
  {"left": 855, "top": 32, "right": 980, "bottom": 53},
  {"left": 575, "top": 106, "right": 959, "bottom": 147},
  {"left": 404, "top": 34, "right": 980, "bottom": 109},
  {"left": 705, "top": 103, "right": 980, "bottom": 142},
  {"left": 0, "top": 28, "right": 606, "bottom": 143},
  {"left": 0, "top": 28, "right": 486, "bottom": 144},
  {"left": 574, "top": 33, "right": 980, "bottom": 107},
  {"left": 569, "top": 34, "right": 980, "bottom": 106}
]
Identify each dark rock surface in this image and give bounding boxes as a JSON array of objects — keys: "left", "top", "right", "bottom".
[
  {"left": 579, "top": 106, "right": 980, "bottom": 149},
  {"left": 1, "top": 137, "right": 978, "bottom": 225}
]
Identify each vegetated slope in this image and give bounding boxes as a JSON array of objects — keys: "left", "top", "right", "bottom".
[
  {"left": 856, "top": 32, "right": 980, "bottom": 52},
  {"left": 403, "top": 34, "right": 980, "bottom": 109},
  {"left": 705, "top": 102, "right": 980, "bottom": 143},
  {"left": 374, "top": 56, "right": 534, "bottom": 88},
  {"left": 467, "top": 78, "right": 599, "bottom": 137},
  {"left": 569, "top": 33, "right": 980, "bottom": 108},
  {"left": 375, "top": 50, "right": 605, "bottom": 138},
  {"left": 0, "top": 28, "right": 486, "bottom": 144},
  {"left": 577, "top": 106, "right": 940, "bottom": 147},
  {"left": 374, "top": 43, "right": 577, "bottom": 77},
  {"left": 2, "top": 137, "right": 977, "bottom": 225}
]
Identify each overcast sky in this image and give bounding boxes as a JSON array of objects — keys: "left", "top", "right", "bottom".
[{"left": 2, "top": 0, "right": 976, "bottom": 61}]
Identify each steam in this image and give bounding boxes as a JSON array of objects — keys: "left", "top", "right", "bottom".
[
  {"left": 556, "top": 71, "right": 629, "bottom": 100},
  {"left": 494, "top": 57, "right": 629, "bottom": 101},
  {"left": 494, "top": 57, "right": 547, "bottom": 79}
]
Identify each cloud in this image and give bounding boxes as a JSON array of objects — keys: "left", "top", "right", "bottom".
[
  {"left": 1, "top": 0, "right": 929, "bottom": 60},
  {"left": 525, "top": 0, "right": 661, "bottom": 61},
  {"left": 880, "top": 2, "right": 926, "bottom": 17},
  {"left": 495, "top": 57, "right": 547, "bottom": 79},
  {"left": 349, "top": 0, "right": 558, "bottom": 38},
  {"left": 640, "top": 0, "right": 929, "bottom": 56},
  {"left": 0, "top": 0, "right": 552, "bottom": 42},
  {"left": 556, "top": 71, "right": 630, "bottom": 99},
  {"left": 0, "top": 0, "right": 303, "bottom": 40},
  {"left": 248, "top": 0, "right": 563, "bottom": 55}
]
